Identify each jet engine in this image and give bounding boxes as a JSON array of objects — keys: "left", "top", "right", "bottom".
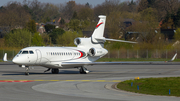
[
  {"left": 89, "top": 48, "right": 108, "bottom": 57},
  {"left": 74, "top": 38, "right": 91, "bottom": 46}
]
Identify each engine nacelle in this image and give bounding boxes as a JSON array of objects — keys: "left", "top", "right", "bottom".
[
  {"left": 89, "top": 48, "right": 108, "bottom": 57},
  {"left": 74, "top": 38, "right": 91, "bottom": 46}
]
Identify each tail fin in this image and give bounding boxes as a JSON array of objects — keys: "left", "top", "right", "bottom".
[
  {"left": 91, "top": 15, "right": 106, "bottom": 43},
  {"left": 91, "top": 15, "right": 137, "bottom": 44}
]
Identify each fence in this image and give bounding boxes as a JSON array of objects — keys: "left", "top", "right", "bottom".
[
  {"left": 0, "top": 49, "right": 179, "bottom": 60},
  {"left": 103, "top": 49, "right": 178, "bottom": 59},
  {"left": 0, "top": 49, "right": 19, "bottom": 60}
]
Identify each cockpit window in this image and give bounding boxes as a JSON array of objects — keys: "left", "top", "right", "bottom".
[
  {"left": 22, "top": 51, "right": 28, "bottom": 54},
  {"left": 18, "top": 50, "right": 22, "bottom": 54},
  {"left": 29, "top": 51, "right": 34, "bottom": 54}
]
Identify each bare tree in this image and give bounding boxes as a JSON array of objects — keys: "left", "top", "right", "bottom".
[
  {"left": 94, "top": 0, "right": 121, "bottom": 19},
  {"left": 137, "top": 0, "right": 148, "bottom": 12},
  {"left": 0, "top": 1, "right": 31, "bottom": 33}
]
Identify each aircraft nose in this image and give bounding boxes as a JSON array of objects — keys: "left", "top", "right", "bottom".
[
  {"left": 12, "top": 57, "right": 19, "bottom": 64},
  {"left": 12, "top": 58, "right": 16, "bottom": 63}
]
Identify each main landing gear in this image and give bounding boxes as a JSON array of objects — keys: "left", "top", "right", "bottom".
[
  {"left": 51, "top": 69, "right": 59, "bottom": 74},
  {"left": 44, "top": 68, "right": 51, "bottom": 73},
  {"left": 79, "top": 67, "right": 90, "bottom": 74},
  {"left": 44, "top": 68, "right": 59, "bottom": 74}
]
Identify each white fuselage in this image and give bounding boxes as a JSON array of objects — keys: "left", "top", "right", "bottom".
[{"left": 12, "top": 41, "right": 108, "bottom": 69}]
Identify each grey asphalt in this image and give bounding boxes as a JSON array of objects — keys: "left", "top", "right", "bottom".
[{"left": 0, "top": 62, "right": 180, "bottom": 101}]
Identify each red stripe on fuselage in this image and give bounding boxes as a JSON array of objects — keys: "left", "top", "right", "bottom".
[
  {"left": 78, "top": 51, "right": 83, "bottom": 58},
  {"left": 96, "top": 22, "right": 103, "bottom": 28}
]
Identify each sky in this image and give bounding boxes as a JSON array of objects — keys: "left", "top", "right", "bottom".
[{"left": 0, "top": 0, "right": 130, "bottom": 7}]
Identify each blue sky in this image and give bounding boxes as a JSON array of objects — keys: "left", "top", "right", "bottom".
[{"left": 0, "top": 0, "right": 130, "bottom": 7}]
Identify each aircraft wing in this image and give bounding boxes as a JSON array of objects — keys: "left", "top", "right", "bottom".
[
  {"left": 62, "top": 53, "right": 178, "bottom": 67},
  {"left": 61, "top": 53, "right": 177, "bottom": 66},
  {"left": 61, "top": 61, "right": 179, "bottom": 67}
]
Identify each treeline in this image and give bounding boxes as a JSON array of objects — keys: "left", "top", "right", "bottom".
[{"left": 1, "top": 0, "right": 180, "bottom": 50}]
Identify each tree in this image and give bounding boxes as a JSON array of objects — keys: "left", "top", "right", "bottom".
[
  {"left": 59, "top": 18, "right": 66, "bottom": 28},
  {"left": 72, "top": 11, "right": 78, "bottom": 19},
  {"left": 106, "top": 11, "right": 123, "bottom": 39},
  {"left": 26, "top": 19, "right": 37, "bottom": 33},
  {"left": 0, "top": 1, "right": 31, "bottom": 33},
  {"left": 50, "top": 28, "right": 65, "bottom": 44},
  {"left": 137, "top": 0, "right": 148, "bottom": 12},
  {"left": 41, "top": 33, "right": 50, "bottom": 45},
  {"left": 56, "top": 31, "right": 83, "bottom": 46},
  {"left": 44, "top": 24, "right": 55, "bottom": 33},
  {"left": 78, "top": 7, "right": 94, "bottom": 20},
  {"left": 174, "top": 28, "right": 180, "bottom": 41},
  {"left": 140, "top": 7, "right": 159, "bottom": 28},
  {"left": 94, "top": 0, "right": 120, "bottom": 17},
  {"left": 68, "top": 19, "right": 90, "bottom": 31},
  {"left": 68, "top": 19, "right": 81, "bottom": 31},
  {"left": 4, "top": 29, "right": 31, "bottom": 47},
  {"left": 31, "top": 32, "right": 44, "bottom": 46},
  {"left": 61, "top": 1, "right": 76, "bottom": 20}
]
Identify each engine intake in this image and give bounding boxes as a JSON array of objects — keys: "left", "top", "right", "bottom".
[
  {"left": 89, "top": 48, "right": 108, "bottom": 57},
  {"left": 74, "top": 38, "right": 81, "bottom": 45}
]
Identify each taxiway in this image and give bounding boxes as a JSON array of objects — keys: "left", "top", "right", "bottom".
[{"left": 0, "top": 62, "right": 180, "bottom": 101}]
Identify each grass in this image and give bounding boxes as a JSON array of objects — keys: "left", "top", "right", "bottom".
[
  {"left": 97, "top": 58, "right": 180, "bottom": 62},
  {"left": 117, "top": 77, "right": 180, "bottom": 97}
]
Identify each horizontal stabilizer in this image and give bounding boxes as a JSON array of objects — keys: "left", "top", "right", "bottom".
[
  {"left": 95, "top": 37, "right": 137, "bottom": 44},
  {"left": 105, "top": 38, "right": 137, "bottom": 44}
]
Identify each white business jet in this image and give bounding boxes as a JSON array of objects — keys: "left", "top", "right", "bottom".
[{"left": 3, "top": 15, "right": 177, "bottom": 75}]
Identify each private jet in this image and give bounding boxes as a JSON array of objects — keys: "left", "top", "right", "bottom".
[{"left": 3, "top": 15, "right": 177, "bottom": 75}]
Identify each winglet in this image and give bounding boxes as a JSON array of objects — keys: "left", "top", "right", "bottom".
[
  {"left": 3, "top": 53, "right": 7, "bottom": 62},
  {"left": 168, "top": 53, "right": 177, "bottom": 62}
]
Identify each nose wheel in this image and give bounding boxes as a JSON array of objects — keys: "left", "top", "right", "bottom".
[{"left": 25, "top": 66, "right": 29, "bottom": 75}]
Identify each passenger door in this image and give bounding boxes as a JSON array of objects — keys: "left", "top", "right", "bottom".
[{"left": 35, "top": 49, "right": 42, "bottom": 64}]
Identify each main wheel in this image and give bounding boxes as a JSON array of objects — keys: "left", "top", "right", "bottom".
[
  {"left": 51, "top": 69, "right": 59, "bottom": 74},
  {"left": 79, "top": 67, "right": 87, "bottom": 74},
  {"left": 25, "top": 72, "right": 29, "bottom": 75}
]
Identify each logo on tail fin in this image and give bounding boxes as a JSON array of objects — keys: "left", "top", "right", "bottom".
[{"left": 96, "top": 22, "right": 103, "bottom": 29}]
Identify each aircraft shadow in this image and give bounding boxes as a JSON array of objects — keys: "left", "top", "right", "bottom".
[{"left": 1, "top": 70, "right": 81, "bottom": 76}]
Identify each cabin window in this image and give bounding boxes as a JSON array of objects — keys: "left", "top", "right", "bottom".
[
  {"left": 18, "top": 50, "right": 22, "bottom": 54},
  {"left": 22, "top": 51, "right": 28, "bottom": 54},
  {"left": 29, "top": 51, "right": 34, "bottom": 54}
]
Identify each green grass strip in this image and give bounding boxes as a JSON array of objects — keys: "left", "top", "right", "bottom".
[{"left": 117, "top": 77, "right": 180, "bottom": 97}]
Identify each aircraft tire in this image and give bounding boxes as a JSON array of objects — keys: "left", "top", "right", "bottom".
[
  {"left": 79, "top": 67, "right": 87, "bottom": 74},
  {"left": 25, "top": 72, "right": 29, "bottom": 75},
  {"left": 51, "top": 69, "right": 59, "bottom": 74}
]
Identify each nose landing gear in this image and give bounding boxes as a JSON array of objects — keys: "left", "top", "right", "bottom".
[{"left": 25, "top": 66, "right": 29, "bottom": 75}]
